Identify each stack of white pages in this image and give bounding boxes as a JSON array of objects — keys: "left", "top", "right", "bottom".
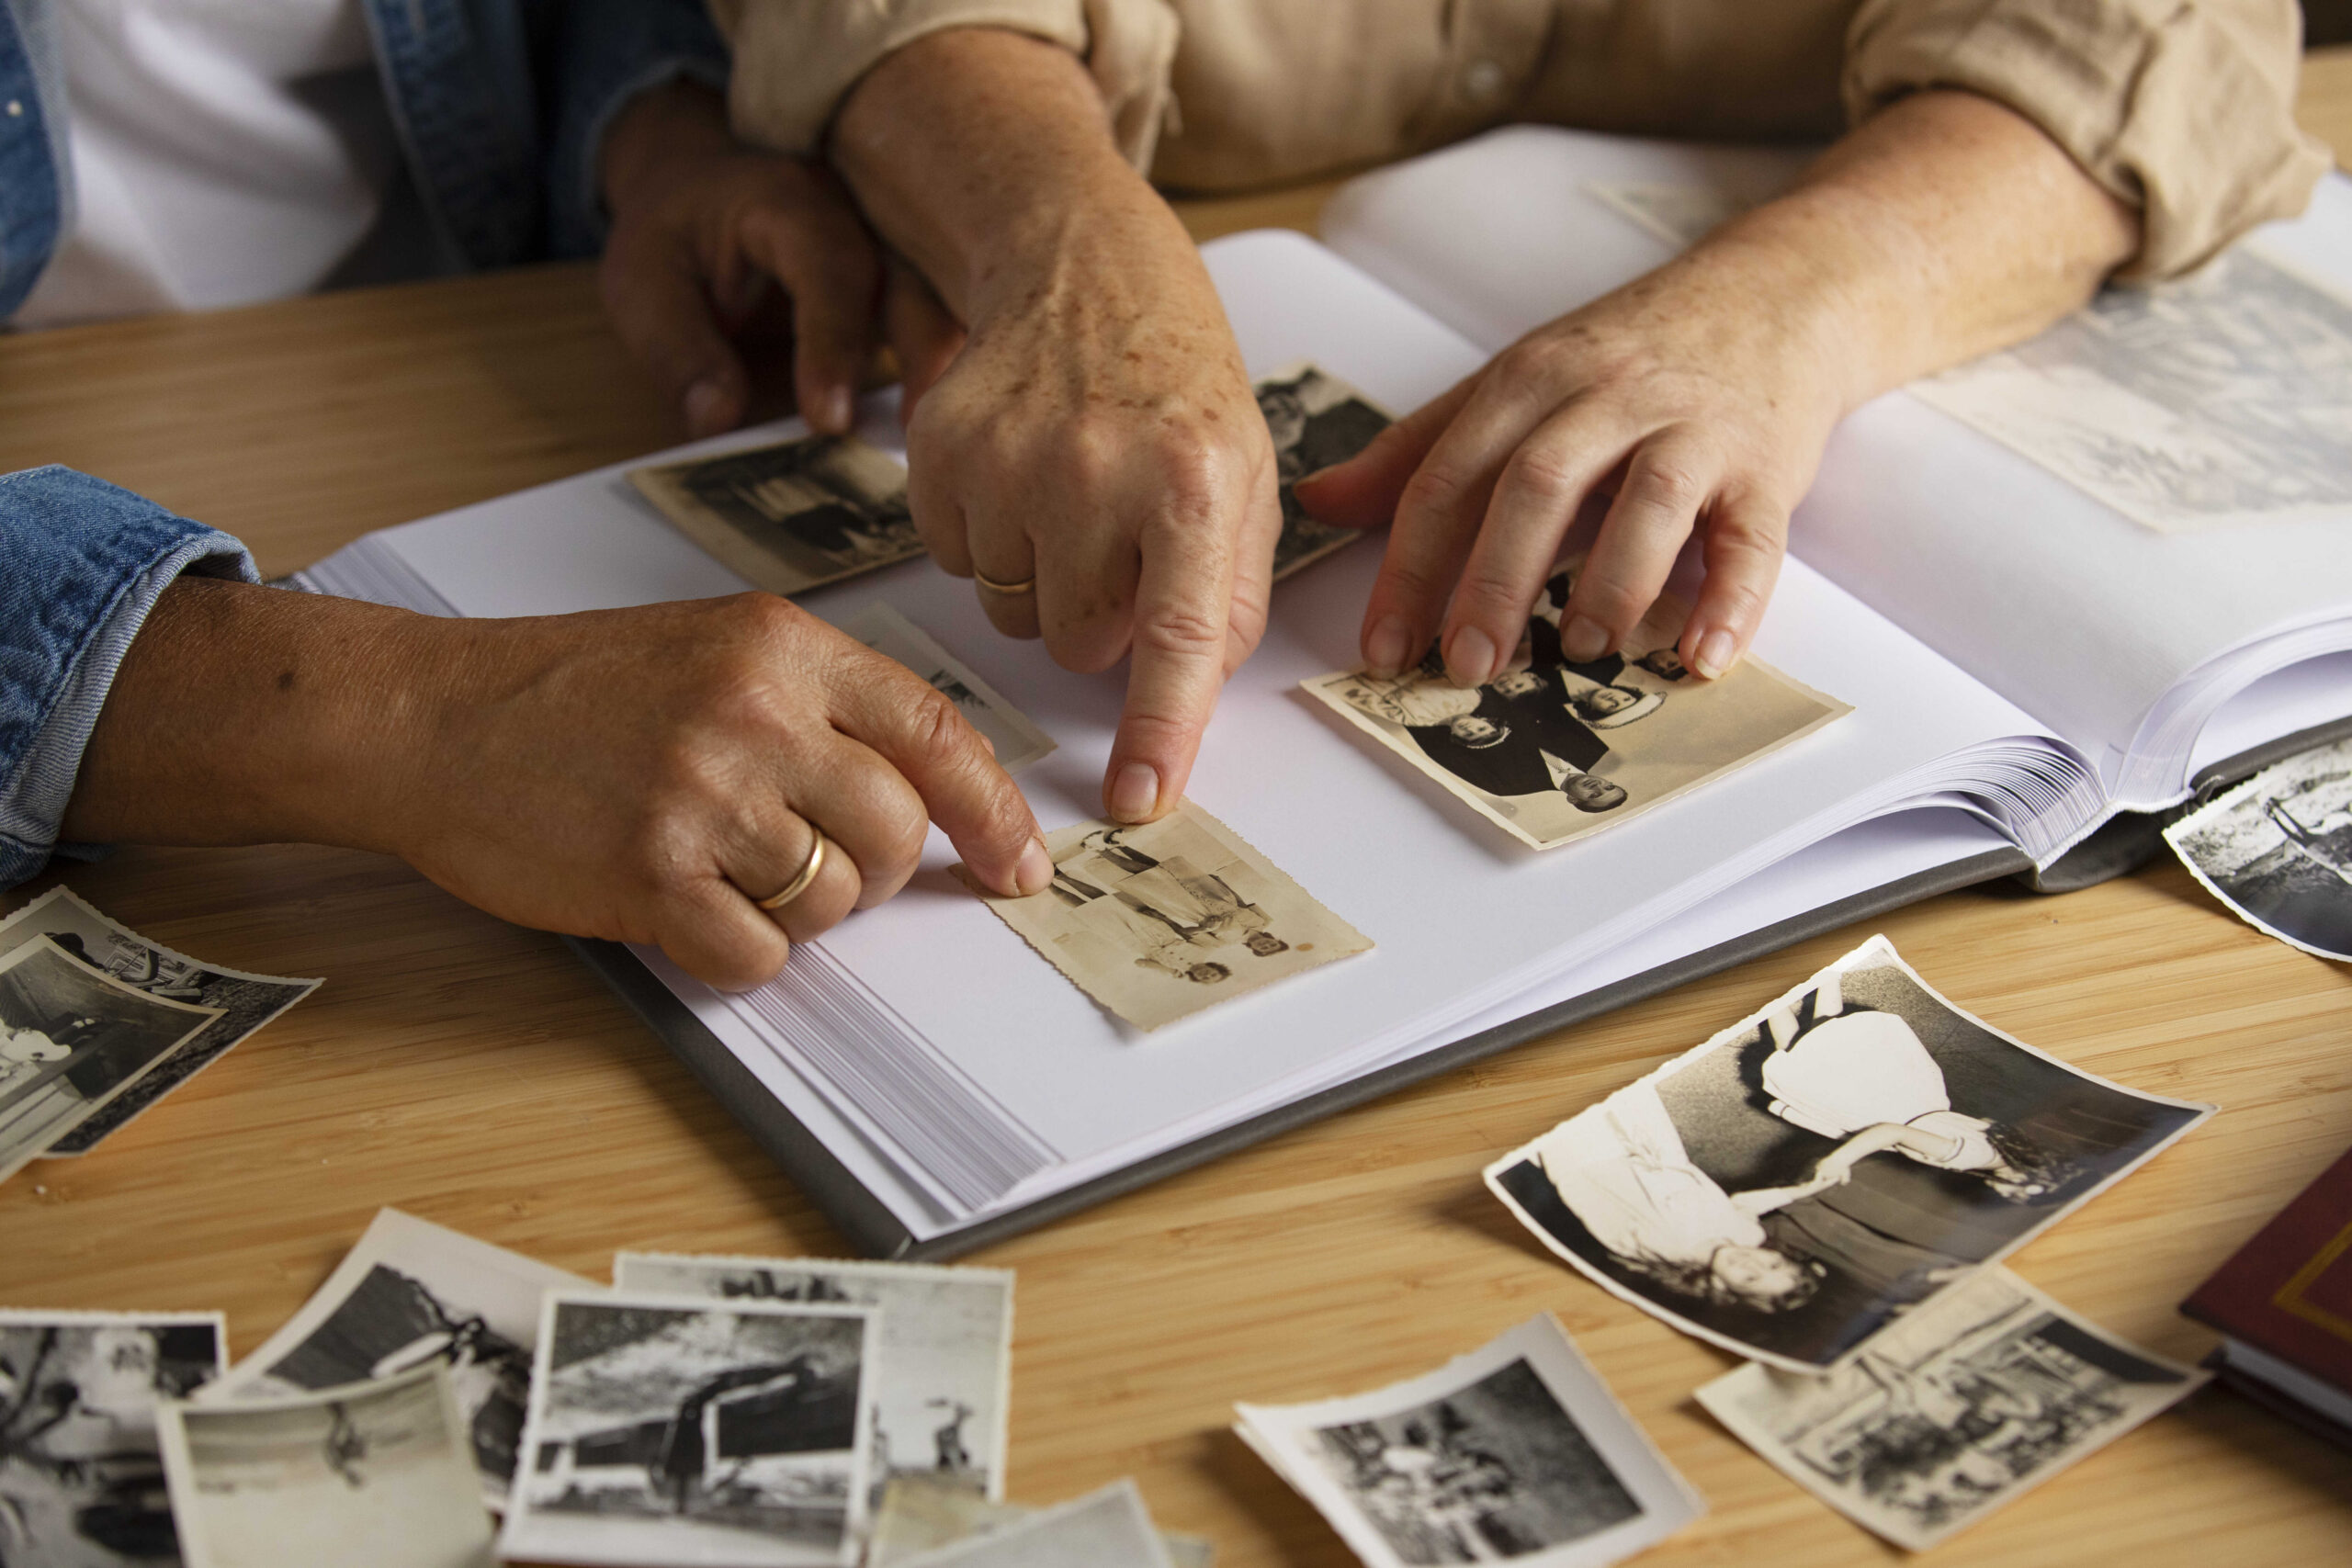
[{"left": 295, "top": 131, "right": 2352, "bottom": 1257}]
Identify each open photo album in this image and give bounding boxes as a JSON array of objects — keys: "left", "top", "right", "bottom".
[{"left": 290, "top": 131, "right": 2352, "bottom": 1258}]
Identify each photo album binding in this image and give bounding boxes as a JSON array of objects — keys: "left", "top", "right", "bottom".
[{"left": 290, "top": 130, "right": 2352, "bottom": 1258}]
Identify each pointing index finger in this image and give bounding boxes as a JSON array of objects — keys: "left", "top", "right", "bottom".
[{"left": 1104, "top": 491, "right": 1255, "bottom": 823}]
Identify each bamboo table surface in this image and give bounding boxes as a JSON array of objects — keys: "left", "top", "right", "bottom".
[{"left": 6, "top": 57, "right": 2352, "bottom": 1566}]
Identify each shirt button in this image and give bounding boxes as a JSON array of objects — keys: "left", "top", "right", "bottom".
[
  {"left": 4, "top": 101, "right": 19, "bottom": 118},
  {"left": 1462, "top": 60, "right": 1506, "bottom": 103}
]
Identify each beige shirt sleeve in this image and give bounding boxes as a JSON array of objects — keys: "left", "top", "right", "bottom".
[
  {"left": 710, "top": 0, "right": 1181, "bottom": 169},
  {"left": 1844, "top": 0, "right": 2331, "bottom": 280}
]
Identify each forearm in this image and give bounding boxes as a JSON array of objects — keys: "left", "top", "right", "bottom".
[
  {"left": 60, "top": 579, "right": 439, "bottom": 852},
  {"left": 1692, "top": 89, "right": 2139, "bottom": 412}
]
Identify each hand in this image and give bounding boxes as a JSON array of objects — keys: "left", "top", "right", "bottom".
[
  {"left": 65, "top": 581, "right": 1053, "bottom": 991},
  {"left": 1296, "top": 236, "right": 1849, "bottom": 687},
  {"left": 831, "top": 28, "right": 1283, "bottom": 823},
  {"left": 600, "top": 80, "right": 885, "bottom": 439}
]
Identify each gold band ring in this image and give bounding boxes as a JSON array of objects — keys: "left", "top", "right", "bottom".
[
  {"left": 973, "top": 569, "right": 1036, "bottom": 595},
  {"left": 754, "top": 832, "right": 830, "bottom": 913}
]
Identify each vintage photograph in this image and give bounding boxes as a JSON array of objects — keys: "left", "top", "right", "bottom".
[
  {"left": 0, "top": 1307, "right": 223, "bottom": 1567},
  {"left": 891, "top": 1479, "right": 1172, "bottom": 1568},
  {"left": 1235, "top": 1314, "right": 1700, "bottom": 1568},
  {"left": 841, "top": 604, "right": 1057, "bottom": 775},
  {"left": 2166, "top": 738, "right": 2352, "bottom": 960},
  {"left": 1256, "top": 363, "right": 1392, "bottom": 582},
  {"left": 0, "top": 888, "right": 321, "bottom": 1157},
  {"left": 198, "top": 1207, "right": 584, "bottom": 1508},
  {"left": 0, "top": 934, "right": 221, "bottom": 1183},
  {"left": 1697, "top": 1267, "right": 2207, "bottom": 1550},
  {"left": 1912, "top": 246, "right": 2352, "bottom": 533},
  {"left": 865, "top": 1474, "right": 1212, "bottom": 1568},
  {"left": 613, "top": 1253, "right": 1013, "bottom": 1503},
  {"left": 1485, "top": 935, "right": 2213, "bottom": 1371},
  {"left": 158, "top": 1362, "right": 493, "bottom": 1568},
  {"left": 965, "top": 802, "right": 1374, "bottom": 1032},
  {"left": 630, "top": 433, "right": 923, "bottom": 595},
  {"left": 1303, "top": 562, "right": 1847, "bottom": 851},
  {"left": 500, "top": 1290, "right": 876, "bottom": 1568}
]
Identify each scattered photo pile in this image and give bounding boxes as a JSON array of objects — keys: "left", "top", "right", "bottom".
[
  {"left": 1235, "top": 1314, "right": 1702, "bottom": 1568},
  {"left": 2167, "top": 735, "right": 2352, "bottom": 960},
  {"left": 865, "top": 1474, "right": 1212, "bottom": 1567},
  {"left": 1697, "top": 1268, "right": 2206, "bottom": 1550},
  {"left": 1486, "top": 934, "right": 2211, "bottom": 1371},
  {"left": 964, "top": 801, "right": 1374, "bottom": 1031},
  {"left": 0, "top": 1307, "right": 224, "bottom": 1568},
  {"left": 198, "top": 1207, "right": 587, "bottom": 1507},
  {"left": 888, "top": 1478, "right": 1177, "bottom": 1567},
  {"left": 1304, "top": 562, "right": 1848, "bottom": 851},
  {"left": 158, "top": 1362, "right": 495, "bottom": 1568}
]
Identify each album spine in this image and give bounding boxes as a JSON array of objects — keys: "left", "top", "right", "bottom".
[{"left": 2180, "top": 1143, "right": 2352, "bottom": 1397}]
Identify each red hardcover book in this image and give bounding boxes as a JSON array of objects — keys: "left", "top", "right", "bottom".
[{"left": 2182, "top": 1145, "right": 2352, "bottom": 1439}]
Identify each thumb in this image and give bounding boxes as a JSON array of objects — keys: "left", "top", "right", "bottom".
[
  {"left": 1292, "top": 375, "right": 1477, "bottom": 529},
  {"left": 601, "top": 236, "right": 749, "bottom": 438}
]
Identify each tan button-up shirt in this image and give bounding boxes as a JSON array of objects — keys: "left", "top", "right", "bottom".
[{"left": 708, "top": 0, "right": 2328, "bottom": 280}]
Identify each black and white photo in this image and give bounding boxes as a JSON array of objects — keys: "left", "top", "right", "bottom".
[
  {"left": 198, "top": 1207, "right": 585, "bottom": 1507},
  {"left": 2166, "top": 737, "right": 2352, "bottom": 960},
  {"left": 1912, "top": 246, "right": 2352, "bottom": 533},
  {"left": 1235, "top": 1314, "right": 1699, "bottom": 1568},
  {"left": 613, "top": 1252, "right": 1014, "bottom": 1502},
  {"left": 1304, "top": 562, "right": 1847, "bottom": 851},
  {"left": 1255, "top": 364, "right": 1392, "bottom": 582},
  {"left": 840, "top": 605, "right": 1057, "bottom": 775},
  {"left": 630, "top": 433, "right": 922, "bottom": 596},
  {"left": 158, "top": 1362, "right": 494, "bottom": 1568},
  {"left": 0, "top": 1307, "right": 223, "bottom": 1567},
  {"left": 1697, "top": 1268, "right": 2207, "bottom": 1550},
  {"left": 0, "top": 888, "right": 321, "bottom": 1157},
  {"left": 1486, "top": 935, "right": 2212, "bottom": 1371},
  {"left": 0, "top": 934, "right": 221, "bottom": 1183},
  {"left": 965, "top": 802, "right": 1374, "bottom": 1031},
  {"left": 499, "top": 1290, "right": 876, "bottom": 1567},
  {"left": 892, "top": 1479, "right": 1173, "bottom": 1568}
]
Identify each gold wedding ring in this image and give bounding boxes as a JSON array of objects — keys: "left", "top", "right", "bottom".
[
  {"left": 754, "top": 832, "right": 830, "bottom": 913},
  {"left": 973, "top": 569, "right": 1036, "bottom": 596}
]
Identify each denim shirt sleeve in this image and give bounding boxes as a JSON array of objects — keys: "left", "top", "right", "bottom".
[
  {"left": 542, "top": 0, "right": 730, "bottom": 260},
  {"left": 1, "top": 467, "right": 257, "bottom": 887}
]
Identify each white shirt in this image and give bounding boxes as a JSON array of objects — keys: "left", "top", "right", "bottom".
[{"left": 16, "top": 0, "right": 406, "bottom": 326}]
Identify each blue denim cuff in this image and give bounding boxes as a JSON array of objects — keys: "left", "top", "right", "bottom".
[{"left": 1, "top": 467, "right": 256, "bottom": 886}]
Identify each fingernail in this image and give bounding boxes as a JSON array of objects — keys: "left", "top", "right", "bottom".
[
  {"left": 1444, "top": 626, "right": 1498, "bottom": 686},
  {"left": 1562, "top": 615, "right": 1609, "bottom": 664},
  {"left": 1014, "top": 837, "right": 1053, "bottom": 897},
  {"left": 1365, "top": 616, "right": 1413, "bottom": 678},
  {"left": 684, "top": 379, "right": 729, "bottom": 435},
  {"left": 1694, "top": 627, "right": 1739, "bottom": 680},
  {"left": 1110, "top": 761, "right": 1160, "bottom": 823},
  {"left": 1295, "top": 464, "right": 1338, "bottom": 490},
  {"left": 823, "top": 385, "right": 854, "bottom": 434}
]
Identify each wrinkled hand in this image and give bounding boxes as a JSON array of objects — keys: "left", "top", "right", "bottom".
[
  {"left": 600, "top": 80, "right": 896, "bottom": 439},
  {"left": 395, "top": 594, "right": 1049, "bottom": 988},
  {"left": 1298, "top": 239, "right": 1853, "bottom": 685},
  {"left": 904, "top": 228, "right": 1281, "bottom": 823}
]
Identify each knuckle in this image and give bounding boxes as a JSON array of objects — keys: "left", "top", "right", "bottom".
[
  {"left": 1626, "top": 456, "right": 1706, "bottom": 516},
  {"left": 1135, "top": 604, "right": 1225, "bottom": 665},
  {"left": 1498, "top": 444, "right": 1585, "bottom": 512},
  {"left": 1397, "top": 462, "right": 1471, "bottom": 523},
  {"left": 1574, "top": 574, "right": 1654, "bottom": 633}
]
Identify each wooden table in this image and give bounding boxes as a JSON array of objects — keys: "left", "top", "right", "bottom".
[{"left": 7, "top": 60, "right": 2352, "bottom": 1567}]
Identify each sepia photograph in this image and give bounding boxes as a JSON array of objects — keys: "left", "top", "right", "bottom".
[
  {"left": 1256, "top": 363, "right": 1393, "bottom": 582},
  {"left": 0, "top": 1307, "right": 224, "bottom": 1568},
  {"left": 0, "top": 887, "right": 321, "bottom": 1158},
  {"left": 1236, "top": 1314, "right": 1700, "bottom": 1568},
  {"left": 840, "top": 604, "right": 1057, "bottom": 775},
  {"left": 0, "top": 934, "right": 222, "bottom": 1183},
  {"left": 1697, "top": 1268, "right": 2207, "bottom": 1550},
  {"left": 629, "top": 433, "right": 923, "bottom": 596},
  {"left": 892, "top": 1479, "right": 1173, "bottom": 1568},
  {"left": 613, "top": 1252, "right": 1014, "bottom": 1503},
  {"left": 1304, "top": 562, "right": 1847, "bottom": 851},
  {"left": 199, "top": 1207, "right": 585, "bottom": 1508},
  {"left": 500, "top": 1290, "right": 876, "bottom": 1568},
  {"left": 1912, "top": 246, "right": 2352, "bottom": 533},
  {"left": 1485, "top": 936, "right": 2213, "bottom": 1371},
  {"left": 964, "top": 801, "right": 1374, "bottom": 1032},
  {"left": 2165, "top": 738, "right": 2352, "bottom": 960},
  {"left": 158, "top": 1362, "right": 493, "bottom": 1568}
]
